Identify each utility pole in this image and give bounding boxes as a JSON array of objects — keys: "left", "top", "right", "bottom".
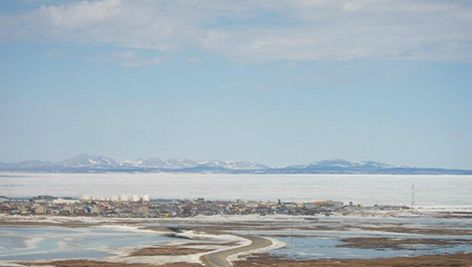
[{"left": 411, "top": 184, "right": 415, "bottom": 207}]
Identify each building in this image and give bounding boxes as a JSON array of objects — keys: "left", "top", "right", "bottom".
[{"left": 34, "top": 205, "right": 47, "bottom": 215}]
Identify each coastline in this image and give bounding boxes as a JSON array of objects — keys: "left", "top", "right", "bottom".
[
  {"left": 1, "top": 212, "right": 472, "bottom": 266},
  {"left": 234, "top": 253, "right": 472, "bottom": 267},
  {"left": 200, "top": 235, "right": 273, "bottom": 267},
  {"left": 11, "top": 253, "right": 472, "bottom": 267}
]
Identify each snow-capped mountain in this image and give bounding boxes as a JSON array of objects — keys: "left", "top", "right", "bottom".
[
  {"left": 0, "top": 155, "right": 471, "bottom": 174},
  {"left": 286, "top": 159, "right": 396, "bottom": 172},
  {"left": 119, "top": 159, "right": 145, "bottom": 167},
  {"left": 141, "top": 158, "right": 198, "bottom": 169},
  {"left": 59, "top": 154, "right": 118, "bottom": 168},
  {"left": 314, "top": 159, "right": 394, "bottom": 169},
  {"left": 196, "top": 160, "right": 269, "bottom": 170}
]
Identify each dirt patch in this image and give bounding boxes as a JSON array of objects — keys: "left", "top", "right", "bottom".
[
  {"left": 235, "top": 253, "right": 472, "bottom": 267},
  {"left": 0, "top": 219, "right": 145, "bottom": 228},
  {"left": 20, "top": 260, "right": 156, "bottom": 267},
  {"left": 0, "top": 220, "right": 96, "bottom": 228},
  {"left": 434, "top": 212, "right": 472, "bottom": 219},
  {"left": 129, "top": 246, "right": 211, "bottom": 256},
  {"left": 180, "top": 241, "right": 240, "bottom": 246},
  {"left": 262, "top": 234, "right": 321, "bottom": 238},
  {"left": 141, "top": 226, "right": 173, "bottom": 232},
  {"left": 157, "top": 264, "right": 202, "bottom": 267},
  {"left": 21, "top": 260, "right": 202, "bottom": 267},
  {"left": 338, "top": 237, "right": 470, "bottom": 250},
  {"left": 354, "top": 225, "right": 472, "bottom": 236}
]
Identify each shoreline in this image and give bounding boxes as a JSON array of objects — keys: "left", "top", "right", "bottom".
[
  {"left": 12, "top": 253, "right": 472, "bottom": 267},
  {"left": 2, "top": 213, "right": 472, "bottom": 267},
  {"left": 235, "top": 253, "right": 472, "bottom": 267},
  {"left": 200, "top": 235, "right": 274, "bottom": 267}
]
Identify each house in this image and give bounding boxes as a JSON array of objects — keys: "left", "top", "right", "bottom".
[
  {"left": 91, "top": 205, "right": 101, "bottom": 215},
  {"left": 312, "top": 200, "right": 344, "bottom": 208},
  {"left": 34, "top": 205, "right": 47, "bottom": 215}
]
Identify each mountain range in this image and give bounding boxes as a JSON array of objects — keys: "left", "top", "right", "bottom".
[{"left": 0, "top": 154, "right": 471, "bottom": 174}]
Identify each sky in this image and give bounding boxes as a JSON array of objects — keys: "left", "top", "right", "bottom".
[{"left": 0, "top": 0, "right": 471, "bottom": 169}]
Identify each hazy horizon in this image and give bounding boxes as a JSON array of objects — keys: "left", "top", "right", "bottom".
[
  {"left": 1, "top": 153, "right": 472, "bottom": 171},
  {"left": 1, "top": 1, "right": 472, "bottom": 169}
]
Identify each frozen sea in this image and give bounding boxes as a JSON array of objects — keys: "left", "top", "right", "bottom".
[{"left": 0, "top": 172, "right": 471, "bottom": 206}]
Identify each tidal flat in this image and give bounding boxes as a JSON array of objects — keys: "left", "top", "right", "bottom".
[{"left": 1, "top": 208, "right": 472, "bottom": 267}]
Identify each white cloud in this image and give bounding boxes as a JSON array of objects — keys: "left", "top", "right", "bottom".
[{"left": 1, "top": 0, "right": 472, "bottom": 62}]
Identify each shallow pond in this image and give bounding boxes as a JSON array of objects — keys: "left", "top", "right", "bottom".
[{"left": 0, "top": 225, "right": 176, "bottom": 261}]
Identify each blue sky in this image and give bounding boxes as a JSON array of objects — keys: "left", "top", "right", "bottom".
[{"left": 1, "top": 0, "right": 472, "bottom": 168}]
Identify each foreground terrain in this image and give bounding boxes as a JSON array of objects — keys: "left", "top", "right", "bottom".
[{"left": 1, "top": 207, "right": 472, "bottom": 267}]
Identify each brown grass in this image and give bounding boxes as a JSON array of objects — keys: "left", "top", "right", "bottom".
[
  {"left": 21, "top": 260, "right": 201, "bottom": 267},
  {"left": 338, "top": 237, "right": 470, "bottom": 250},
  {"left": 129, "top": 246, "right": 210, "bottom": 256},
  {"left": 235, "top": 253, "right": 472, "bottom": 267}
]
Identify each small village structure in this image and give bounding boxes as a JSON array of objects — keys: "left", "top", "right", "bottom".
[{"left": 0, "top": 195, "right": 409, "bottom": 218}]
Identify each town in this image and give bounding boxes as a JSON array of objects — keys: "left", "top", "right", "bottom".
[{"left": 0, "top": 195, "right": 411, "bottom": 218}]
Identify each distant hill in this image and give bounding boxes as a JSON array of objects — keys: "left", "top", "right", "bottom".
[
  {"left": 0, "top": 154, "right": 471, "bottom": 175},
  {"left": 268, "top": 159, "right": 472, "bottom": 175}
]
